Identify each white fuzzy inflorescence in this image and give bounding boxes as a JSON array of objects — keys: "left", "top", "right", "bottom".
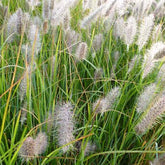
[
  {"left": 123, "top": 16, "right": 137, "bottom": 49},
  {"left": 6, "top": 8, "right": 23, "bottom": 42},
  {"left": 94, "top": 68, "right": 103, "bottom": 82},
  {"left": 80, "top": 0, "right": 115, "bottom": 29},
  {"left": 19, "top": 66, "right": 31, "bottom": 102},
  {"left": 50, "top": 0, "right": 77, "bottom": 28},
  {"left": 54, "top": 102, "right": 75, "bottom": 153},
  {"left": 93, "top": 86, "right": 121, "bottom": 114},
  {"left": 142, "top": 42, "right": 165, "bottom": 79},
  {"left": 92, "top": 33, "right": 104, "bottom": 52},
  {"left": 132, "top": 0, "right": 154, "bottom": 20},
  {"left": 152, "top": 24, "right": 162, "bottom": 42},
  {"left": 136, "top": 83, "right": 157, "bottom": 113},
  {"left": 113, "top": 18, "right": 125, "bottom": 40},
  {"left": 136, "top": 14, "right": 154, "bottom": 50},
  {"left": 135, "top": 94, "right": 165, "bottom": 134},
  {"left": 34, "top": 132, "right": 48, "bottom": 155},
  {"left": 20, "top": 101, "right": 27, "bottom": 125},
  {"left": 28, "top": 23, "right": 41, "bottom": 59},
  {"left": 19, "top": 132, "right": 48, "bottom": 161},
  {"left": 75, "top": 42, "right": 88, "bottom": 61},
  {"left": 19, "top": 137, "right": 35, "bottom": 161},
  {"left": 64, "top": 29, "right": 81, "bottom": 53}
]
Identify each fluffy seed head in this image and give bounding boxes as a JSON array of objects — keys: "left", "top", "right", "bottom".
[
  {"left": 34, "top": 132, "right": 48, "bottom": 155},
  {"left": 75, "top": 42, "right": 88, "bottom": 61},
  {"left": 20, "top": 101, "right": 27, "bottom": 125},
  {"left": 113, "top": 18, "right": 125, "bottom": 40},
  {"left": 136, "top": 14, "right": 154, "bottom": 50},
  {"left": 132, "top": 0, "right": 154, "bottom": 20},
  {"left": 142, "top": 42, "right": 165, "bottom": 79},
  {"left": 50, "top": 0, "right": 78, "bottom": 27},
  {"left": 19, "top": 132, "right": 48, "bottom": 161},
  {"left": 80, "top": 3, "right": 105, "bottom": 29},
  {"left": 136, "top": 83, "right": 157, "bottom": 113},
  {"left": 54, "top": 102, "right": 75, "bottom": 153},
  {"left": 94, "top": 68, "right": 103, "bottom": 82},
  {"left": 63, "top": 10, "right": 71, "bottom": 30},
  {"left": 19, "top": 137, "right": 35, "bottom": 161},
  {"left": 152, "top": 24, "right": 162, "bottom": 42},
  {"left": 64, "top": 29, "right": 81, "bottom": 53},
  {"left": 123, "top": 16, "right": 137, "bottom": 49},
  {"left": 19, "top": 66, "right": 31, "bottom": 102},
  {"left": 135, "top": 94, "right": 165, "bottom": 134},
  {"left": 93, "top": 86, "right": 121, "bottom": 114},
  {"left": 28, "top": 23, "right": 41, "bottom": 57},
  {"left": 92, "top": 34, "right": 104, "bottom": 52},
  {"left": 6, "top": 8, "right": 23, "bottom": 42}
]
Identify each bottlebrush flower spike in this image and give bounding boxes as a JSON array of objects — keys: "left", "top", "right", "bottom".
[
  {"left": 51, "top": 0, "right": 78, "bottom": 27},
  {"left": 64, "top": 29, "right": 81, "bottom": 53},
  {"left": 28, "top": 23, "right": 41, "bottom": 57},
  {"left": 93, "top": 86, "right": 121, "bottom": 114},
  {"left": 92, "top": 33, "right": 104, "bottom": 52},
  {"left": 6, "top": 8, "right": 23, "bottom": 42},
  {"left": 34, "top": 132, "right": 48, "bottom": 155},
  {"left": 26, "top": 0, "right": 41, "bottom": 10},
  {"left": 152, "top": 24, "right": 162, "bottom": 42},
  {"left": 136, "top": 83, "right": 157, "bottom": 113},
  {"left": 19, "top": 132, "right": 48, "bottom": 161},
  {"left": 113, "top": 18, "right": 125, "bottom": 40},
  {"left": 135, "top": 93, "right": 165, "bottom": 134},
  {"left": 20, "top": 101, "right": 27, "bottom": 125},
  {"left": 19, "top": 66, "right": 31, "bottom": 102},
  {"left": 142, "top": 42, "right": 165, "bottom": 79},
  {"left": 154, "top": 0, "right": 165, "bottom": 18},
  {"left": 80, "top": 1, "right": 115, "bottom": 29},
  {"left": 54, "top": 102, "right": 75, "bottom": 153},
  {"left": 19, "top": 137, "right": 35, "bottom": 161},
  {"left": 94, "top": 68, "right": 103, "bottom": 82},
  {"left": 136, "top": 14, "right": 154, "bottom": 50},
  {"left": 152, "top": 42, "right": 165, "bottom": 60},
  {"left": 80, "top": 3, "right": 105, "bottom": 29},
  {"left": 63, "top": 10, "right": 71, "bottom": 30},
  {"left": 75, "top": 42, "right": 88, "bottom": 61},
  {"left": 110, "top": 51, "right": 120, "bottom": 78},
  {"left": 133, "top": 0, "right": 154, "bottom": 21},
  {"left": 123, "top": 16, "right": 137, "bottom": 50}
]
